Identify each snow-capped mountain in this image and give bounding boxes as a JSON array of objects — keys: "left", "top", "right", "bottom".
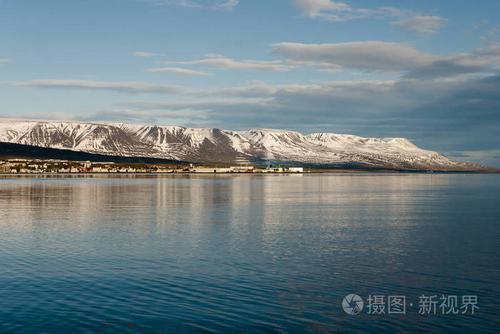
[{"left": 0, "top": 119, "right": 481, "bottom": 170}]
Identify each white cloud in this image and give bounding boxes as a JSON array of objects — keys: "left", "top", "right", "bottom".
[
  {"left": 293, "top": 0, "right": 358, "bottom": 21},
  {"left": 164, "top": 55, "right": 293, "bottom": 71},
  {"left": 148, "top": 0, "right": 238, "bottom": 10},
  {"left": 393, "top": 15, "right": 446, "bottom": 35},
  {"left": 273, "top": 41, "right": 435, "bottom": 71},
  {"left": 163, "top": 54, "right": 346, "bottom": 73},
  {"left": 133, "top": 51, "right": 159, "bottom": 58},
  {"left": 5, "top": 44, "right": 499, "bottom": 97},
  {"left": 198, "top": 80, "right": 397, "bottom": 100},
  {"left": 0, "top": 58, "right": 10, "bottom": 64},
  {"left": 293, "top": 0, "right": 403, "bottom": 22},
  {"left": 217, "top": 0, "right": 238, "bottom": 10},
  {"left": 4, "top": 79, "right": 185, "bottom": 94},
  {"left": 147, "top": 67, "right": 211, "bottom": 76},
  {"left": 293, "top": 0, "right": 446, "bottom": 35},
  {"left": 120, "top": 97, "right": 272, "bottom": 111},
  {"left": 80, "top": 108, "right": 208, "bottom": 123},
  {"left": 275, "top": 41, "right": 498, "bottom": 78},
  {"left": 405, "top": 44, "right": 500, "bottom": 79}
]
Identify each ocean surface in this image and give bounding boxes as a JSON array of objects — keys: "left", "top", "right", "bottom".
[{"left": 0, "top": 174, "right": 498, "bottom": 333}]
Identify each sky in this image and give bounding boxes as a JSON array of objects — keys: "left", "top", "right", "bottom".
[{"left": 1, "top": 0, "right": 500, "bottom": 166}]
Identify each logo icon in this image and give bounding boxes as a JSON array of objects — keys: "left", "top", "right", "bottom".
[{"left": 342, "top": 294, "right": 364, "bottom": 315}]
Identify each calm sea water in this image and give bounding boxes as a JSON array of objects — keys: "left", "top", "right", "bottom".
[{"left": 0, "top": 174, "right": 499, "bottom": 333}]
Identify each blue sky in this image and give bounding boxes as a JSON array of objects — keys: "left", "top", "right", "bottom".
[{"left": 1, "top": 0, "right": 500, "bottom": 165}]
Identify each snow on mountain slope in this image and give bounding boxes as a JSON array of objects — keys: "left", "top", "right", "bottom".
[
  {"left": 0, "top": 120, "right": 168, "bottom": 158},
  {"left": 0, "top": 119, "right": 480, "bottom": 170},
  {"left": 235, "top": 129, "right": 321, "bottom": 160},
  {"left": 305, "top": 132, "right": 455, "bottom": 168}
]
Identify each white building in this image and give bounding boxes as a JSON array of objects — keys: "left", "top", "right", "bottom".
[
  {"left": 192, "top": 167, "right": 232, "bottom": 173},
  {"left": 92, "top": 167, "right": 108, "bottom": 173},
  {"left": 288, "top": 167, "right": 304, "bottom": 173},
  {"left": 230, "top": 166, "right": 254, "bottom": 173}
]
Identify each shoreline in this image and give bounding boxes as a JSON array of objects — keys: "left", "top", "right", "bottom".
[{"left": 1, "top": 170, "right": 498, "bottom": 176}]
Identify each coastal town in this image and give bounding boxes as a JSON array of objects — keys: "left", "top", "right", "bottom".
[{"left": 0, "top": 159, "right": 305, "bottom": 174}]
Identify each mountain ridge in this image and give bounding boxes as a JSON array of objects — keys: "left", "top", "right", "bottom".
[{"left": 0, "top": 119, "right": 485, "bottom": 171}]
